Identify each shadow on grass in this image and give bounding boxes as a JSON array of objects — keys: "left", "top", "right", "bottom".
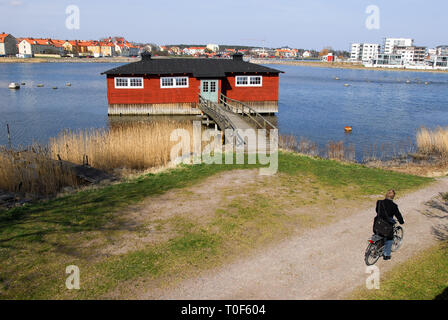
[
  {"left": 0, "top": 152, "right": 432, "bottom": 250},
  {"left": 421, "top": 194, "right": 448, "bottom": 242},
  {"left": 434, "top": 287, "right": 448, "bottom": 300},
  {"left": 0, "top": 160, "right": 261, "bottom": 249}
]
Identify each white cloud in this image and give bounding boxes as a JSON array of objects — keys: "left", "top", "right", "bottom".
[{"left": 9, "top": 0, "right": 23, "bottom": 6}]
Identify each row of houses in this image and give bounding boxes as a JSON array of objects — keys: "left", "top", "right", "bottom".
[
  {"left": 0, "top": 33, "right": 140, "bottom": 58},
  {"left": 1, "top": 32, "right": 323, "bottom": 61},
  {"left": 156, "top": 44, "right": 314, "bottom": 59},
  {"left": 350, "top": 37, "right": 448, "bottom": 69},
  {"left": 158, "top": 45, "right": 250, "bottom": 58}
]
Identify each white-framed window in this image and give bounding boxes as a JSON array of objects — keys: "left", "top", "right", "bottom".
[
  {"left": 160, "top": 76, "right": 189, "bottom": 88},
  {"left": 235, "top": 75, "right": 262, "bottom": 87},
  {"left": 114, "top": 77, "right": 144, "bottom": 89}
]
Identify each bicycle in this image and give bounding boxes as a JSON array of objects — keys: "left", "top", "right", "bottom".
[{"left": 364, "top": 225, "right": 404, "bottom": 266}]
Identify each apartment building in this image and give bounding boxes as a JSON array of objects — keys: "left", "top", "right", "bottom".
[
  {"left": 350, "top": 43, "right": 380, "bottom": 62},
  {"left": 434, "top": 56, "right": 448, "bottom": 68},
  {"left": 383, "top": 38, "right": 413, "bottom": 54},
  {"left": 393, "top": 46, "right": 427, "bottom": 64},
  {"left": 436, "top": 45, "right": 448, "bottom": 56},
  {"left": 371, "top": 54, "right": 403, "bottom": 67}
]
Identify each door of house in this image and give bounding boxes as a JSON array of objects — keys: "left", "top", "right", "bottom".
[{"left": 200, "top": 80, "right": 219, "bottom": 103}]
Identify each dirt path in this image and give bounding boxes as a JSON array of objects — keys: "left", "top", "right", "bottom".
[{"left": 142, "top": 177, "right": 448, "bottom": 299}]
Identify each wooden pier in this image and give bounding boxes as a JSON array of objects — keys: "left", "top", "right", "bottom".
[
  {"left": 198, "top": 94, "right": 277, "bottom": 132},
  {"left": 198, "top": 94, "right": 277, "bottom": 151}
]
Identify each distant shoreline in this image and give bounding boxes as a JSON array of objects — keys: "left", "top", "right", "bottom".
[
  {"left": 0, "top": 57, "right": 139, "bottom": 64},
  {"left": 251, "top": 59, "right": 448, "bottom": 74},
  {"left": 2, "top": 56, "right": 448, "bottom": 74}
]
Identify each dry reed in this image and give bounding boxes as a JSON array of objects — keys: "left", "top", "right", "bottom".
[
  {"left": 417, "top": 126, "right": 448, "bottom": 157},
  {"left": 0, "top": 145, "right": 78, "bottom": 196},
  {"left": 1, "top": 120, "right": 194, "bottom": 196},
  {"left": 279, "top": 134, "right": 319, "bottom": 156},
  {"left": 49, "top": 120, "right": 194, "bottom": 172}
]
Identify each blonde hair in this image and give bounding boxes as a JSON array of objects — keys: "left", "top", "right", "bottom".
[{"left": 386, "top": 189, "right": 395, "bottom": 199}]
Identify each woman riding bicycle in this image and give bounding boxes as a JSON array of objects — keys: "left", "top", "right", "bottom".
[{"left": 373, "top": 189, "right": 405, "bottom": 260}]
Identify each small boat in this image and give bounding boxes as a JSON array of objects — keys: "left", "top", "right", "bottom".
[
  {"left": 344, "top": 126, "right": 353, "bottom": 132},
  {"left": 52, "top": 86, "right": 58, "bottom": 90},
  {"left": 66, "top": 82, "right": 71, "bottom": 87},
  {"left": 334, "top": 77, "right": 340, "bottom": 80},
  {"left": 344, "top": 83, "right": 350, "bottom": 87},
  {"left": 8, "top": 82, "right": 20, "bottom": 89},
  {"left": 405, "top": 80, "right": 411, "bottom": 84},
  {"left": 37, "top": 84, "right": 44, "bottom": 87},
  {"left": 21, "top": 82, "right": 26, "bottom": 85},
  {"left": 424, "top": 81, "right": 429, "bottom": 85}
]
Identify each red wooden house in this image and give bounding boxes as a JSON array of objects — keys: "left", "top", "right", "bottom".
[{"left": 102, "top": 52, "right": 283, "bottom": 115}]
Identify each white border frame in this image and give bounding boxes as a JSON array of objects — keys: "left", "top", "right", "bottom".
[
  {"left": 235, "top": 75, "right": 263, "bottom": 87},
  {"left": 114, "top": 77, "right": 144, "bottom": 89},
  {"left": 160, "top": 76, "right": 189, "bottom": 89}
]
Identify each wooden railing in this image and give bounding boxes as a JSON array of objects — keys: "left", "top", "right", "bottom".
[
  {"left": 219, "top": 93, "right": 277, "bottom": 131},
  {"left": 198, "top": 95, "right": 235, "bottom": 130}
]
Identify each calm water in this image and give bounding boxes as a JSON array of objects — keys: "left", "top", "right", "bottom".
[
  {"left": 1, "top": 62, "right": 448, "bottom": 160},
  {"left": 276, "top": 64, "right": 448, "bottom": 159}
]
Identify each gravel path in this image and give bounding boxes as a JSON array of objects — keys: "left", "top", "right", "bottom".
[{"left": 145, "top": 178, "right": 448, "bottom": 300}]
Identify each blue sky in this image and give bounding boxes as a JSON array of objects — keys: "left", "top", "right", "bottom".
[{"left": 0, "top": 0, "right": 446, "bottom": 50}]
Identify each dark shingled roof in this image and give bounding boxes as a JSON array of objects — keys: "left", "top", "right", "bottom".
[{"left": 101, "top": 55, "right": 283, "bottom": 78}]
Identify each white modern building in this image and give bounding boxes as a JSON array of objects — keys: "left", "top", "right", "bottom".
[
  {"left": 436, "top": 45, "right": 448, "bottom": 56},
  {"left": 393, "top": 46, "right": 426, "bottom": 65},
  {"left": 434, "top": 56, "right": 448, "bottom": 68},
  {"left": 383, "top": 38, "right": 414, "bottom": 54},
  {"left": 368, "top": 54, "right": 404, "bottom": 68},
  {"left": 427, "top": 48, "right": 437, "bottom": 58},
  {"left": 350, "top": 43, "right": 381, "bottom": 62}
]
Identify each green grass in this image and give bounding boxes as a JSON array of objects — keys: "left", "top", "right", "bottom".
[
  {"left": 278, "top": 151, "right": 429, "bottom": 195},
  {"left": 0, "top": 152, "right": 433, "bottom": 299},
  {"left": 352, "top": 244, "right": 448, "bottom": 300}
]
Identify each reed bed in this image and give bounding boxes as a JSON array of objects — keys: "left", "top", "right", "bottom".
[
  {"left": 0, "top": 145, "right": 78, "bottom": 196},
  {"left": 417, "top": 126, "right": 448, "bottom": 157},
  {"left": 0, "top": 120, "right": 194, "bottom": 197},
  {"left": 279, "top": 134, "right": 355, "bottom": 161},
  {"left": 49, "top": 120, "right": 194, "bottom": 172},
  {"left": 279, "top": 134, "right": 319, "bottom": 156}
]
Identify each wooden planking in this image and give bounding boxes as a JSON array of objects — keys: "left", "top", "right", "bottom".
[
  {"left": 106, "top": 75, "right": 201, "bottom": 105},
  {"left": 108, "top": 103, "right": 202, "bottom": 115}
]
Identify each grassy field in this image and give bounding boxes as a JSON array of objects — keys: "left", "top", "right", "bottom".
[
  {"left": 0, "top": 152, "right": 433, "bottom": 299},
  {"left": 352, "top": 243, "right": 448, "bottom": 300}
]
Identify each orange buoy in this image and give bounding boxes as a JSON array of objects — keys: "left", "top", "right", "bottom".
[{"left": 344, "top": 126, "right": 352, "bottom": 132}]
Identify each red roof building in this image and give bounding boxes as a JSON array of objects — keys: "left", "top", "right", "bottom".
[
  {"left": 0, "top": 33, "right": 18, "bottom": 56},
  {"left": 102, "top": 52, "right": 283, "bottom": 115}
]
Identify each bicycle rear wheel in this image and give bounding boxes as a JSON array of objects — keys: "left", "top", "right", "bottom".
[
  {"left": 365, "top": 243, "right": 381, "bottom": 266},
  {"left": 392, "top": 226, "right": 404, "bottom": 252}
]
